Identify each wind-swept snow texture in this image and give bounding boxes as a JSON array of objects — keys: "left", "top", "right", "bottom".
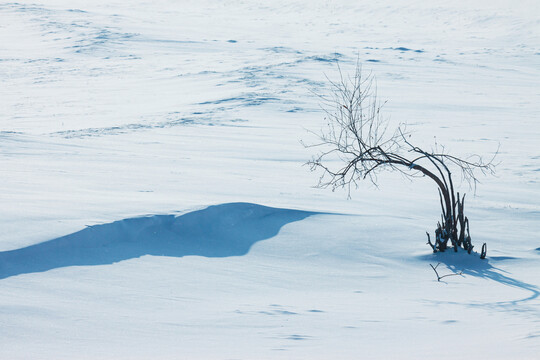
[{"left": 1, "top": 0, "right": 539, "bottom": 359}]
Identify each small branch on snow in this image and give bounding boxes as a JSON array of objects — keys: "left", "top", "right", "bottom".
[{"left": 429, "top": 263, "right": 463, "bottom": 282}]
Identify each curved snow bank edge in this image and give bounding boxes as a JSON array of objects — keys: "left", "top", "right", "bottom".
[{"left": 0, "top": 202, "right": 318, "bottom": 280}]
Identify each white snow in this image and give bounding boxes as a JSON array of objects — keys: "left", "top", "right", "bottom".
[{"left": 1, "top": 0, "right": 539, "bottom": 358}]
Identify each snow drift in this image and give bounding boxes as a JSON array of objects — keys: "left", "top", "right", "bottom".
[{"left": 0, "top": 203, "right": 315, "bottom": 280}]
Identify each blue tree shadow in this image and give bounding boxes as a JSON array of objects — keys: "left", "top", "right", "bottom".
[
  {"left": 419, "top": 251, "right": 539, "bottom": 306},
  {"left": 0, "top": 203, "right": 317, "bottom": 280}
]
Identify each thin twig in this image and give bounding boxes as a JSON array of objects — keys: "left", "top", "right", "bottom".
[{"left": 429, "top": 263, "right": 463, "bottom": 282}]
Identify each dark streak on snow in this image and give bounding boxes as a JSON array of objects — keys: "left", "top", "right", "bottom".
[
  {"left": 286, "top": 334, "right": 310, "bottom": 341},
  {"left": 390, "top": 47, "right": 425, "bottom": 53}
]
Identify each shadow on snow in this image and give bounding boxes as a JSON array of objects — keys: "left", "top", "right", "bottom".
[
  {"left": 419, "top": 251, "right": 539, "bottom": 306},
  {"left": 0, "top": 203, "right": 316, "bottom": 280}
]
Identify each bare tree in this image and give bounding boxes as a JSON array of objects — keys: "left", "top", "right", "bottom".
[{"left": 305, "top": 64, "right": 496, "bottom": 256}]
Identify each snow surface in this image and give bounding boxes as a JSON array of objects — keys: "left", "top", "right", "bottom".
[{"left": 1, "top": 0, "right": 540, "bottom": 358}]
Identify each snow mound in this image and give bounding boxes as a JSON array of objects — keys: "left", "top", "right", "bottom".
[{"left": 0, "top": 203, "right": 315, "bottom": 279}]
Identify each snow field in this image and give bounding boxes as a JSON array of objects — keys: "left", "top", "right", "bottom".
[{"left": 1, "top": 0, "right": 539, "bottom": 358}]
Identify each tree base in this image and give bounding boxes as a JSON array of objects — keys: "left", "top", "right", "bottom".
[{"left": 426, "top": 232, "right": 487, "bottom": 259}]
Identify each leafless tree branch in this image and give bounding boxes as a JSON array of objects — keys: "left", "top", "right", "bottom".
[{"left": 305, "top": 63, "right": 497, "bottom": 256}]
